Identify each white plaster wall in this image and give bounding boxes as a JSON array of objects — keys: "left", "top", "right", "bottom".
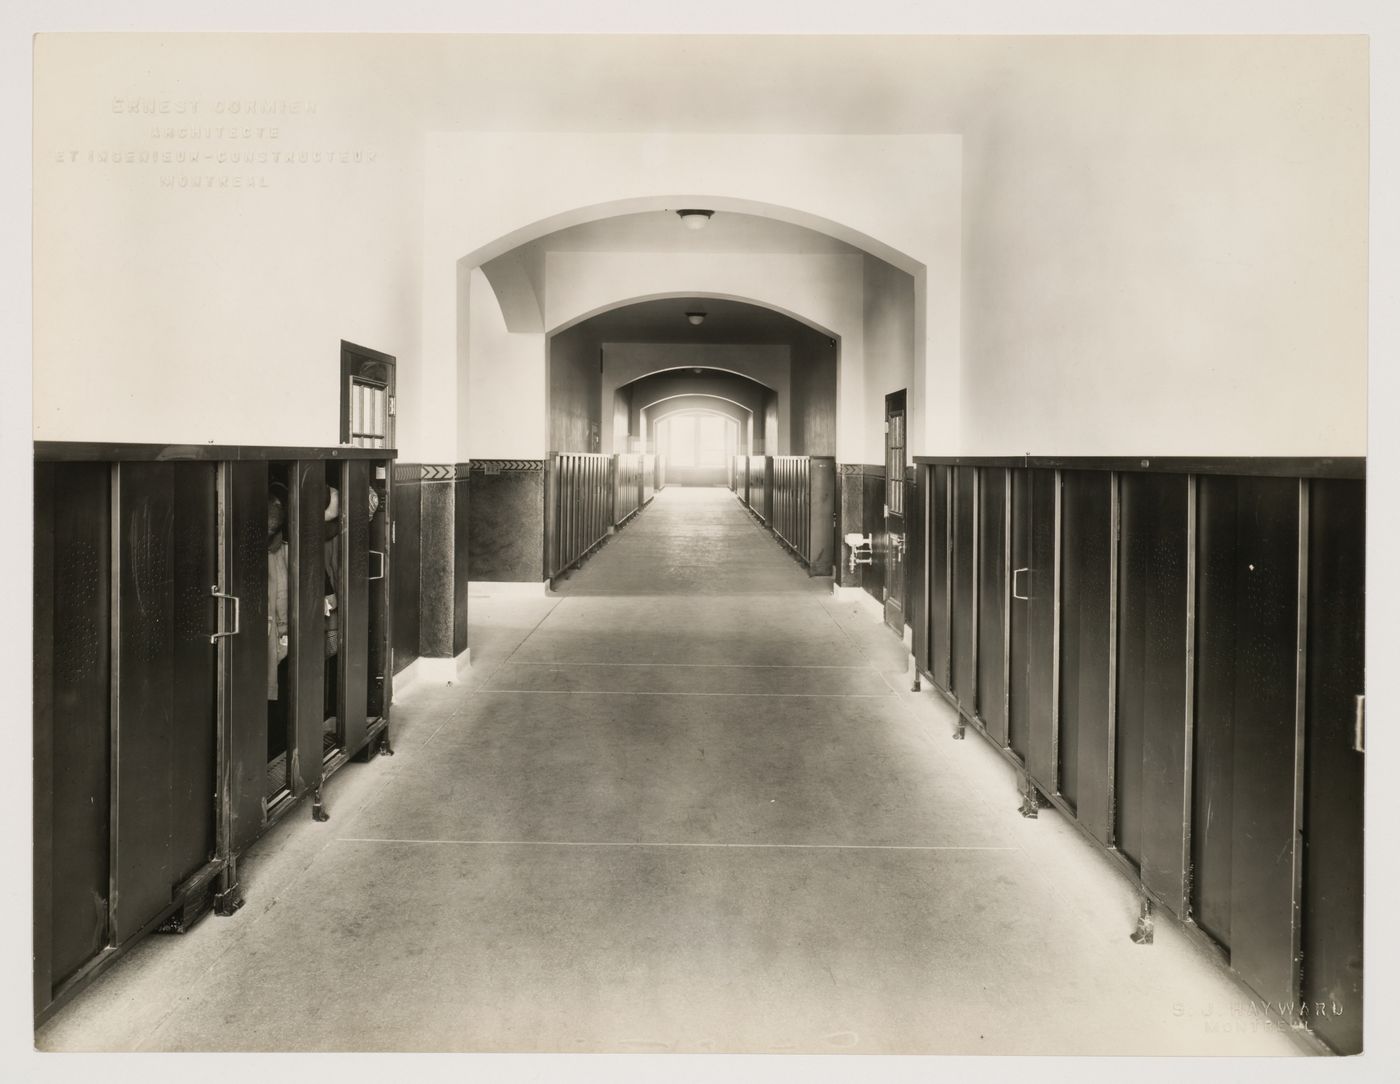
[
  {"left": 959, "top": 36, "right": 1367, "bottom": 456},
  {"left": 34, "top": 37, "right": 1360, "bottom": 463},
  {"left": 463, "top": 268, "right": 546, "bottom": 460},
  {"left": 862, "top": 256, "right": 917, "bottom": 463},
  {"left": 33, "top": 35, "right": 428, "bottom": 456}
]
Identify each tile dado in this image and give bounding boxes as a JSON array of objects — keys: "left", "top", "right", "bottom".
[
  {"left": 391, "top": 465, "right": 422, "bottom": 674},
  {"left": 468, "top": 460, "right": 546, "bottom": 474},
  {"left": 417, "top": 463, "right": 471, "bottom": 660},
  {"left": 467, "top": 460, "right": 546, "bottom": 583},
  {"left": 837, "top": 464, "right": 887, "bottom": 599},
  {"left": 412, "top": 461, "right": 548, "bottom": 481}
]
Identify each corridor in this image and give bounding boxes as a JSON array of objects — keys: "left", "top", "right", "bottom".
[{"left": 36, "top": 488, "right": 1307, "bottom": 1055}]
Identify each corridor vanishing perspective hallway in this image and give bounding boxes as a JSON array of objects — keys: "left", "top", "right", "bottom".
[{"left": 37, "top": 488, "right": 1309, "bottom": 1055}]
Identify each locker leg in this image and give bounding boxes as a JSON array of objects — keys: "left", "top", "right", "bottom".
[
  {"left": 378, "top": 729, "right": 395, "bottom": 757},
  {"left": 952, "top": 717, "right": 966, "bottom": 740},
  {"left": 911, "top": 673, "right": 922, "bottom": 692},
  {"left": 312, "top": 782, "right": 330, "bottom": 822},
  {"left": 1017, "top": 774, "right": 1041, "bottom": 819},
  {"left": 214, "top": 860, "right": 245, "bottom": 917},
  {"left": 1131, "top": 897, "right": 1155, "bottom": 945}
]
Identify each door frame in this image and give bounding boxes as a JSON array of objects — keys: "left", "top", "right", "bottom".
[{"left": 340, "top": 341, "right": 397, "bottom": 449}]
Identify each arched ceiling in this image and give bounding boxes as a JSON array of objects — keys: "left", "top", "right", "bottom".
[
  {"left": 528, "top": 210, "right": 862, "bottom": 257},
  {"left": 481, "top": 208, "right": 878, "bottom": 333},
  {"left": 572, "top": 297, "right": 819, "bottom": 348}
]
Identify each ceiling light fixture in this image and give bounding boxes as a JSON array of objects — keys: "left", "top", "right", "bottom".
[
  {"left": 676, "top": 209, "right": 714, "bottom": 231},
  {"left": 686, "top": 311, "right": 707, "bottom": 326}
]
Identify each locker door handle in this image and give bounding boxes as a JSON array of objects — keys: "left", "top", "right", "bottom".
[
  {"left": 1013, "top": 567, "right": 1030, "bottom": 600},
  {"left": 209, "top": 585, "right": 241, "bottom": 642},
  {"left": 368, "top": 550, "right": 387, "bottom": 581},
  {"left": 1354, "top": 694, "right": 1366, "bottom": 753}
]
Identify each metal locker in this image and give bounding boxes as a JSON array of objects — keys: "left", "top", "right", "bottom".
[
  {"left": 977, "top": 468, "right": 1009, "bottom": 745},
  {"left": 1114, "top": 472, "right": 1190, "bottom": 907},
  {"left": 1058, "top": 470, "right": 1114, "bottom": 842},
  {"left": 950, "top": 466, "right": 976, "bottom": 709},
  {"left": 1302, "top": 477, "right": 1365, "bottom": 1055}
]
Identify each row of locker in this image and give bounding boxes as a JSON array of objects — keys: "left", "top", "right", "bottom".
[
  {"left": 33, "top": 445, "right": 395, "bottom": 1022},
  {"left": 732, "top": 454, "right": 837, "bottom": 575},
  {"left": 910, "top": 459, "right": 1365, "bottom": 1056},
  {"left": 545, "top": 451, "right": 662, "bottom": 580}
]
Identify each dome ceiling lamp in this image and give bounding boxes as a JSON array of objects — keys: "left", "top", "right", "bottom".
[
  {"left": 675, "top": 208, "right": 714, "bottom": 231},
  {"left": 686, "top": 311, "right": 707, "bottom": 326}
]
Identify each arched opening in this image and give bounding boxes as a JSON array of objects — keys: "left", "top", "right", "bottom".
[
  {"left": 457, "top": 200, "right": 921, "bottom": 470},
  {"left": 458, "top": 203, "right": 912, "bottom": 598},
  {"left": 652, "top": 408, "right": 742, "bottom": 488},
  {"left": 549, "top": 295, "right": 836, "bottom": 461},
  {"left": 463, "top": 197, "right": 924, "bottom": 287}
]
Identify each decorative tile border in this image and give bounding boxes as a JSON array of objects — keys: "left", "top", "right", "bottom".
[
  {"left": 469, "top": 459, "right": 546, "bottom": 474},
  {"left": 420, "top": 464, "right": 457, "bottom": 481},
  {"left": 838, "top": 463, "right": 886, "bottom": 478},
  {"left": 394, "top": 462, "right": 422, "bottom": 483}
]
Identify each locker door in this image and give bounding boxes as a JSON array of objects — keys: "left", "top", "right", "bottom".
[
  {"left": 909, "top": 465, "right": 927, "bottom": 665},
  {"left": 1193, "top": 475, "right": 1303, "bottom": 1008},
  {"left": 977, "top": 468, "right": 1009, "bottom": 745},
  {"left": 110, "top": 461, "right": 218, "bottom": 944},
  {"left": 221, "top": 461, "right": 270, "bottom": 856},
  {"left": 1302, "top": 478, "right": 1364, "bottom": 1054},
  {"left": 34, "top": 462, "right": 112, "bottom": 994},
  {"left": 289, "top": 461, "right": 327, "bottom": 795},
  {"left": 1024, "top": 469, "right": 1060, "bottom": 789},
  {"left": 883, "top": 391, "right": 907, "bottom": 633},
  {"left": 950, "top": 467, "right": 977, "bottom": 709},
  {"left": 339, "top": 459, "right": 372, "bottom": 756},
  {"left": 1058, "top": 470, "right": 1114, "bottom": 842},
  {"left": 367, "top": 462, "right": 391, "bottom": 724},
  {"left": 1008, "top": 469, "right": 1032, "bottom": 761},
  {"left": 1114, "top": 473, "right": 1190, "bottom": 905},
  {"left": 930, "top": 466, "right": 951, "bottom": 691}
]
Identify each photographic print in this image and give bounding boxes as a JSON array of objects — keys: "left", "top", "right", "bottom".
[{"left": 12, "top": 4, "right": 1394, "bottom": 1080}]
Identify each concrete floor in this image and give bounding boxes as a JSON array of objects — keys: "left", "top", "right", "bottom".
[{"left": 37, "top": 486, "right": 1314, "bottom": 1055}]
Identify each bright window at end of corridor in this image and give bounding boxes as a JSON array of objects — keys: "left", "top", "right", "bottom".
[{"left": 667, "top": 414, "right": 729, "bottom": 467}]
